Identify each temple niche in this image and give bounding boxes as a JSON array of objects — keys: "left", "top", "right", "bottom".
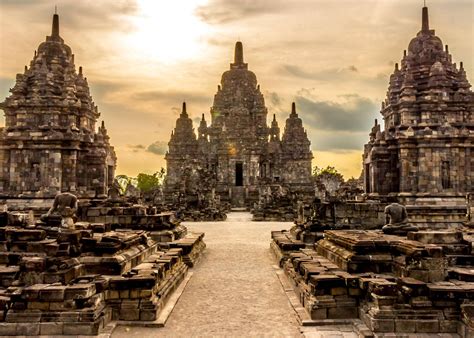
[
  {"left": 363, "top": 6, "right": 473, "bottom": 227},
  {"left": 0, "top": 13, "right": 116, "bottom": 204},
  {"left": 164, "top": 42, "right": 314, "bottom": 208}
]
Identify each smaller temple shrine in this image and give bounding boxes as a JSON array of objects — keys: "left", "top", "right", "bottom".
[
  {"left": 0, "top": 13, "right": 116, "bottom": 203},
  {"left": 363, "top": 5, "right": 473, "bottom": 228}
]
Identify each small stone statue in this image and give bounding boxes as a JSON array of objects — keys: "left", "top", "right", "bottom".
[
  {"left": 45, "top": 192, "right": 78, "bottom": 230},
  {"left": 107, "top": 179, "right": 122, "bottom": 202},
  {"left": 382, "top": 202, "right": 418, "bottom": 235}
]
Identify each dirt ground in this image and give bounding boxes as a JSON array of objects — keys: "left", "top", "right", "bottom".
[{"left": 112, "top": 212, "right": 302, "bottom": 337}]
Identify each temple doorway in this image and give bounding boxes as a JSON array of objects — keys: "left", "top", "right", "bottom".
[{"left": 235, "top": 162, "right": 243, "bottom": 186}]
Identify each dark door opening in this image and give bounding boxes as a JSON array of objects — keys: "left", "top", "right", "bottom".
[{"left": 235, "top": 162, "right": 243, "bottom": 186}]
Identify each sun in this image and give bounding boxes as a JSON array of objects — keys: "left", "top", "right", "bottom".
[{"left": 127, "top": 0, "right": 211, "bottom": 64}]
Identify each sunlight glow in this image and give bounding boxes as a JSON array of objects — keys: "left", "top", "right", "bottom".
[{"left": 127, "top": 0, "right": 211, "bottom": 64}]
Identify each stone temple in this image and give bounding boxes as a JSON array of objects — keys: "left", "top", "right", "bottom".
[
  {"left": 165, "top": 42, "right": 313, "bottom": 207},
  {"left": 0, "top": 13, "right": 116, "bottom": 203},
  {"left": 363, "top": 6, "right": 473, "bottom": 227}
]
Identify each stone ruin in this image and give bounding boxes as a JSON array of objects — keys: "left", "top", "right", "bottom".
[
  {"left": 363, "top": 5, "right": 473, "bottom": 229},
  {"left": 164, "top": 42, "right": 314, "bottom": 209},
  {"left": 271, "top": 6, "right": 474, "bottom": 337},
  {"left": 164, "top": 158, "right": 228, "bottom": 221},
  {"left": 0, "top": 13, "right": 206, "bottom": 336},
  {"left": 252, "top": 184, "right": 303, "bottom": 221},
  {"left": 0, "top": 13, "right": 116, "bottom": 212},
  {"left": 0, "top": 191, "right": 205, "bottom": 335}
]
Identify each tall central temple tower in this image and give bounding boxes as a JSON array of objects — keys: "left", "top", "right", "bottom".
[{"left": 165, "top": 42, "right": 313, "bottom": 206}]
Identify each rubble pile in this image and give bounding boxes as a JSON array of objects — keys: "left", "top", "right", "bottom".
[
  {"left": 271, "top": 227, "right": 474, "bottom": 336},
  {"left": 0, "top": 206, "right": 203, "bottom": 335}
]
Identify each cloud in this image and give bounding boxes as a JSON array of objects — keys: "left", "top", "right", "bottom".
[
  {"left": 278, "top": 64, "right": 359, "bottom": 81},
  {"left": 195, "top": 0, "right": 285, "bottom": 24},
  {"left": 266, "top": 91, "right": 282, "bottom": 107},
  {"left": 147, "top": 141, "right": 168, "bottom": 155},
  {"left": 295, "top": 93, "right": 378, "bottom": 133},
  {"left": 310, "top": 131, "right": 367, "bottom": 152},
  {"left": 132, "top": 90, "right": 211, "bottom": 108},
  {"left": 1, "top": 0, "right": 138, "bottom": 32},
  {"left": 127, "top": 144, "right": 145, "bottom": 153}
]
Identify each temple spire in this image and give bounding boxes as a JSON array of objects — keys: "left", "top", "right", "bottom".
[
  {"left": 234, "top": 41, "right": 244, "bottom": 64},
  {"left": 52, "top": 12, "right": 60, "bottom": 38},
  {"left": 291, "top": 102, "right": 297, "bottom": 116},
  {"left": 422, "top": 5, "right": 429, "bottom": 32},
  {"left": 181, "top": 102, "right": 187, "bottom": 116}
]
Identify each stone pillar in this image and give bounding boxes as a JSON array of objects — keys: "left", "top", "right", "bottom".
[{"left": 468, "top": 193, "right": 474, "bottom": 223}]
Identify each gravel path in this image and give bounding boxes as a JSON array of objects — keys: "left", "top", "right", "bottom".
[{"left": 113, "top": 212, "right": 302, "bottom": 337}]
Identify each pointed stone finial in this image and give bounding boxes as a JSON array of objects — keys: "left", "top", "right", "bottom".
[
  {"left": 375, "top": 119, "right": 378, "bottom": 126},
  {"left": 234, "top": 41, "right": 244, "bottom": 64},
  {"left": 24, "top": 65, "right": 28, "bottom": 72},
  {"left": 395, "top": 63, "right": 399, "bottom": 71},
  {"left": 422, "top": 5, "right": 429, "bottom": 32},
  {"left": 52, "top": 12, "right": 60, "bottom": 38},
  {"left": 460, "top": 62, "right": 464, "bottom": 70},
  {"left": 291, "top": 102, "right": 297, "bottom": 115},
  {"left": 445, "top": 45, "right": 449, "bottom": 53},
  {"left": 101, "top": 121, "right": 105, "bottom": 129},
  {"left": 403, "top": 50, "right": 407, "bottom": 57},
  {"left": 201, "top": 113, "right": 205, "bottom": 121},
  {"left": 79, "top": 66, "right": 83, "bottom": 76},
  {"left": 273, "top": 114, "right": 276, "bottom": 122},
  {"left": 182, "top": 102, "right": 187, "bottom": 115}
]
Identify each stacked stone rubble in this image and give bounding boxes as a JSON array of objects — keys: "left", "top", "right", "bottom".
[
  {"left": 0, "top": 201, "right": 205, "bottom": 335},
  {"left": 271, "top": 228, "right": 474, "bottom": 336}
]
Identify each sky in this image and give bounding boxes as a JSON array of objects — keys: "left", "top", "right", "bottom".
[{"left": 0, "top": 0, "right": 472, "bottom": 179}]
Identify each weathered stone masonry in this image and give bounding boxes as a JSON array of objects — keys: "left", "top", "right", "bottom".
[
  {"left": 0, "top": 14, "right": 116, "bottom": 200},
  {"left": 165, "top": 42, "right": 313, "bottom": 207}
]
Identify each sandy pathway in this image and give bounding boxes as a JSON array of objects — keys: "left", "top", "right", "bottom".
[{"left": 112, "top": 212, "right": 301, "bottom": 337}]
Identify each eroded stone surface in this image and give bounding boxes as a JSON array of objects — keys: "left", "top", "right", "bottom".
[
  {"left": 164, "top": 42, "right": 313, "bottom": 210},
  {"left": 0, "top": 13, "right": 116, "bottom": 199}
]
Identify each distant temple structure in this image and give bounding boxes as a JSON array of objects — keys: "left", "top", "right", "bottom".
[
  {"left": 0, "top": 13, "right": 116, "bottom": 201},
  {"left": 363, "top": 6, "right": 473, "bottom": 226},
  {"left": 165, "top": 42, "right": 313, "bottom": 206}
]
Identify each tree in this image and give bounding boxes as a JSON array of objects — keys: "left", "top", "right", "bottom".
[
  {"left": 312, "top": 165, "right": 344, "bottom": 195},
  {"left": 115, "top": 174, "right": 136, "bottom": 194},
  {"left": 136, "top": 168, "right": 166, "bottom": 193}
]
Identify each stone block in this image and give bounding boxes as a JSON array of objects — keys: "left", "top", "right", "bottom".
[
  {"left": 63, "top": 322, "right": 100, "bottom": 335},
  {"left": 140, "top": 309, "right": 157, "bottom": 321},
  {"left": 439, "top": 320, "right": 458, "bottom": 333},
  {"left": 328, "top": 306, "right": 357, "bottom": 319},
  {"left": 40, "top": 322, "right": 63, "bottom": 335},
  {"left": 64, "top": 283, "right": 96, "bottom": 300},
  {"left": 330, "top": 287, "right": 347, "bottom": 296},
  {"left": 369, "top": 318, "right": 394, "bottom": 332},
  {"left": 119, "top": 308, "right": 140, "bottom": 321},
  {"left": 416, "top": 319, "right": 439, "bottom": 333},
  {"left": 16, "top": 322, "right": 40, "bottom": 335},
  {"left": 39, "top": 285, "right": 65, "bottom": 301},
  {"left": 395, "top": 319, "right": 416, "bottom": 333},
  {"left": 310, "top": 307, "right": 327, "bottom": 320},
  {"left": 0, "top": 323, "right": 17, "bottom": 335}
]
